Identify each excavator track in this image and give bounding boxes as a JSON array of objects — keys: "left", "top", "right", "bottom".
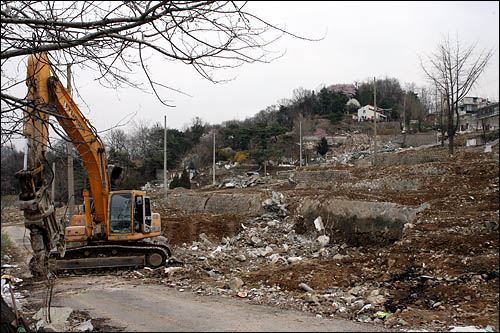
[{"left": 48, "top": 241, "right": 171, "bottom": 273}]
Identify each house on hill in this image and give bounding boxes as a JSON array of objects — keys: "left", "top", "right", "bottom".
[{"left": 356, "top": 105, "right": 387, "bottom": 122}]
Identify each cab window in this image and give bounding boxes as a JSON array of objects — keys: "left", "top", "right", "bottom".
[{"left": 109, "top": 193, "right": 132, "bottom": 234}]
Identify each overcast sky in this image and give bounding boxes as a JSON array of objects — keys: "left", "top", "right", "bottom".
[{"left": 4, "top": 1, "right": 499, "bottom": 146}]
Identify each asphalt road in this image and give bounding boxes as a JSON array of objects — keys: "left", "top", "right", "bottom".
[
  {"left": 53, "top": 276, "right": 389, "bottom": 332},
  {"left": 3, "top": 224, "right": 391, "bottom": 332}
]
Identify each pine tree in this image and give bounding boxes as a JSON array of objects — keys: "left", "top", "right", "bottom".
[{"left": 316, "top": 137, "right": 329, "bottom": 157}]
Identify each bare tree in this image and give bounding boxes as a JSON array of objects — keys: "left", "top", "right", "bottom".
[
  {"left": 420, "top": 35, "right": 493, "bottom": 154},
  {"left": 417, "top": 86, "right": 433, "bottom": 132},
  {"left": 1, "top": 1, "right": 317, "bottom": 146},
  {"left": 129, "top": 119, "right": 152, "bottom": 160}
]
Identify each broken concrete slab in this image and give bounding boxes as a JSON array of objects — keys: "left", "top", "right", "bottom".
[
  {"left": 314, "top": 216, "right": 324, "bottom": 232},
  {"left": 33, "top": 307, "right": 73, "bottom": 326},
  {"left": 287, "top": 257, "right": 303, "bottom": 264},
  {"left": 228, "top": 277, "right": 244, "bottom": 292},
  {"left": 299, "top": 198, "right": 430, "bottom": 242},
  {"left": 316, "top": 235, "right": 330, "bottom": 247},
  {"left": 74, "top": 320, "right": 93, "bottom": 332},
  {"left": 299, "top": 283, "right": 313, "bottom": 292}
]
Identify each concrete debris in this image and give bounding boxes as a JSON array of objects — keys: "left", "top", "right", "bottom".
[
  {"left": 299, "top": 283, "right": 314, "bottom": 292},
  {"left": 357, "top": 303, "right": 373, "bottom": 315},
  {"left": 316, "top": 235, "right": 330, "bottom": 247},
  {"left": 449, "top": 326, "right": 496, "bottom": 332},
  {"left": 73, "top": 320, "right": 94, "bottom": 332},
  {"left": 199, "top": 233, "right": 214, "bottom": 248},
  {"left": 34, "top": 307, "right": 73, "bottom": 326},
  {"left": 313, "top": 216, "right": 324, "bottom": 232},
  {"left": 219, "top": 173, "right": 268, "bottom": 189},
  {"left": 262, "top": 191, "right": 288, "bottom": 217},
  {"left": 164, "top": 267, "right": 184, "bottom": 276},
  {"left": 228, "top": 277, "right": 244, "bottom": 291},
  {"left": 36, "top": 320, "right": 47, "bottom": 331},
  {"left": 287, "top": 257, "right": 303, "bottom": 264}
]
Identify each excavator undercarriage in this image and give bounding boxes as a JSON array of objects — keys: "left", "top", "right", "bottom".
[{"left": 49, "top": 239, "right": 171, "bottom": 273}]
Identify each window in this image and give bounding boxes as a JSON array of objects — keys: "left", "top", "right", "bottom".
[
  {"left": 144, "top": 197, "right": 151, "bottom": 217},
  {"left": 109, "top": 193, "right": 132, "bottom": 234}
]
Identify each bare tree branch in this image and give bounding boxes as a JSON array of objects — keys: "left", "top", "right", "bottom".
[{"left": 1, "top": 1, "right": 321, "bottom": 145}]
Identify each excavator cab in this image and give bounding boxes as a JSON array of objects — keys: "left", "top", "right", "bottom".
[{"left": 108, "top": 190, "right": 161, "bottom": 240}]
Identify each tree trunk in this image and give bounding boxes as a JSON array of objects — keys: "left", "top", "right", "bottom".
[{"left": 449, "top": 134, "right": 454, "bottom": 155}]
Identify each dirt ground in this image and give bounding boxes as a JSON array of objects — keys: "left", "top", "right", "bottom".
[
  {"left": 1, "top": 137, "right": 498, "bottom": 332},
  {"left": 161, "top": 208, "right": 244, "bottom": 247},
  {"left": 154, "top": 143, "right": 499, "bottom": 331}
]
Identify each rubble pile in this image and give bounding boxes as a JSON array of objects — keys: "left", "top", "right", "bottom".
[
  {"left": 219, "top": 173, "right": 267, "bottom": 189},
  {"left": 218, "top": 173, "right": 290, "bottom": 189},
  {"left": 144, "top": 145, "right": 499, "bottom": 332}
]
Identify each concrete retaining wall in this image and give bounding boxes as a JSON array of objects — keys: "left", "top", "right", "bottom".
[
  {"left": 166, "top": 190, "right": 264, "bottom": 215},
  {"left": 298, "top": 198, "right": 429, "bottom": 245},
  {"left": 293, "top": 170, "right": 353, "bottom": 183}
]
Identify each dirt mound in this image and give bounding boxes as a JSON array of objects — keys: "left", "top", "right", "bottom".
[{"left": 159, "top": 208, "right": 244, "bottom": 246}]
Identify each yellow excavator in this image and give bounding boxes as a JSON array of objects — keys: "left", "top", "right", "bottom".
[{"left": 16, "top": 52, "right": 170, "bottom": 277}]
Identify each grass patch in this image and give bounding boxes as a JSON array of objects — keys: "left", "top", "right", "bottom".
[
  {"left": 1, "top": 195, "right": 17, "bottom": 210},
  {"left": 1, "top": 233, "right": 12, "bottom": 259},
  {"left": 1, "top": 195, "right": 18, "bottom": 224}
]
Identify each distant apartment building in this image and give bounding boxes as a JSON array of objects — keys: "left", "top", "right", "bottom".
[
  {"left": 459, "top": 97, "right": 499, "bottom": 132},
  {"left": 458, "top": 97, "right": 490, "bottom": 116}
]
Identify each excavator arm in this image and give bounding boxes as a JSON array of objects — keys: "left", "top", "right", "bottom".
[
  {"left": 46, "top": 72, "right": 111, "bottom": 225},
  {"left": 16, "top": 52, "right": 111, "bottom": 276}
]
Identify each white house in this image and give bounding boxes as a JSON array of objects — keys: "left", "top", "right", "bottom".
[{"left": 357, "top": 105, "right": 387, "bottom": 122}]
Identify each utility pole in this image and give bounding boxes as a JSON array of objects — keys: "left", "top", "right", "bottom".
[
  {"left": 403, "top": 93, "right": 406, "bottom": 132},
  {"left": 434, "top": 85, "right": 439, "bottom": 144},
  {"left": 372, "top": 77, "right": 377, "bottom": 166},
  {"left": 299, "top": 121, "right": 303, "bottom": 168},
  {"left": 67, "top": 64, "right": 75, "bottom": 218},
  {"left": 213, "top": 132, "right": 216, "bottom": 185},
  {"left": 163, "top": 115, "right": 167, "bottom": 200},
  {"left": 402, "top": 92, "right": 407, "bottom": 148}
]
